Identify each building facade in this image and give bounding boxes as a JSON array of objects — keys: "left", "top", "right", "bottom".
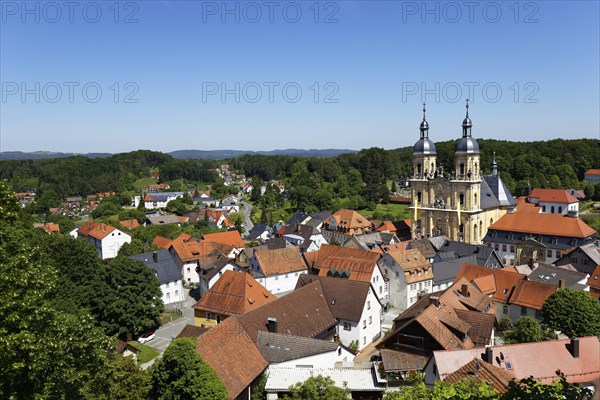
[{"left": 409, "top": 102, "right": 516, "bottom": 244}]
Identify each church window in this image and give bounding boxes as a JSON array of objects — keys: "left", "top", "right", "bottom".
[
  {"left": 542, "top": 205, "right": 546, "bottom": 212},
  {"left": 558, "top": 206, "right": 562, "bottom": 213},
  {"left": 490, "top": 218, "right": 493, "bottom": 225},
  {"left": 475, "top": 162, "right": 478, "bottom": 174},
  {"left": 459, "top": 224, "right": 464, "bottom": 233},
  {"left": 459, "top": 193, "right": 464, "bottom": 205},
  {"left": 417, "top": 163, "right": 422, "bottom": 175},
  {"left": 431, "top": 162, "right": 434, "bottom": 172},
  {"left": 417, "top": 192, "right": 422, "bottom": 203},
  {"left": 474, "top": 193, "right": 477, "bottom": 206},
  {"left": 460, "top": 163, "right": 465, "bottom": 176},
  {"left": 473, "top": 225, "right": 478, "bottom": 241},
  {"left": 551, "top": 206, "right": 555, "bottom": 213}
]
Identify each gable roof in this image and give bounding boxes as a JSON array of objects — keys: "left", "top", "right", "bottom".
[
  {"left": 509, "top": 280, "right": 557, "bottom": 310},
  {"left": 176, "top": 324, "right": 209, "bottom": 339},
  {"left": 386, "top": 278, "right": 494, "bottom": 351},
  {"left": 196, "top": 316, "right": 268, "bottom": 400},
  {"left": 528, "top": 188, "right": 579, "bottom": 204},
  {"left": 305, "top": 244, "right": 381, "bottom": 282},
  {"left": 388, "top": 248, "right": 433, "bottom": 284},
  {"left": 455, "top": 263, "right": 527, "bottom": 304},
  {"left": 153, "top": 233, "right": 192, "bottom": 250},
  {"left": 324, "top": 209, "right": 371, "bottom": 234},
  {"left": 193, "top": 271, "right": 275, "bottom": 316},
  {"left": 481, "top": 174, "right": 517, "bottom": 209},
  {"left": 432, "top": 336, "right": 600, "bottom": 385},
  {"left": 488, "top": 199, "right": 596, "bottom": 238},
  {"left": 78, "top": 222, "right": 116, "bottom": 240},
  {"left": 528, "top": 263, "right": 588, "bottom": 288},
  {"left": 254, "top": 247, "right": 306, "bottom": 276},
  {"left": 444, "top": 358, "right": 515, "bottom": 394},
  {"left": 130, "top": 250, "right": 183, "bottom": 284},
  {"left": 587, "top": 265, "right": 600, "bottom": 299},
  {"left": 248, "top": 224, "right": 271, "bottom": 240},
  {"left": 198, "top": 256, "right": 237, "bottom": 282},
  {"left": 295, "top": 275, "right": 374, "bottom": 322},
  {"left": 344, "top": 232, "right": 399, "bottom": 252},
  {"left": 202, "top": 230, "right": 244, "bottom": 249},
  {"left": 585, "top": 169, "right": 600, "bottom": 176},
  {"left": 560, "top": 243, "right": 600, "bottom": 266},
  {"left": 119, "top": 219, "right": 139, "bottom": 229},
  {"left": 408, "top": 238, "right": 437, "bottom": 259},
  {"left": 256, "top": 331, "right": 339, "bottom": 363},
  {"left": 237, "top": 280, "right": 338, "bottom": 342}
]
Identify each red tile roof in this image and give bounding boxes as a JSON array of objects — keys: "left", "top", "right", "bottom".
[
  {"left": 78, "top": 222, "right": 116, "bottom": 240},
  {"left": 254, "top": 247, "right": 307, "bottom": 276},
  {"left": 196, "top": 317, "right": 268, "bottom": 399},
  {"left": 528, "top": 188, "right": 579, "bottom": 204},
  {"left": 489, "top": 201, "right": 595, "bottom": 238},
  {"left": 324, "top": 209, "right": 371, "bottom": 234},
  {"left": 305, "top": 244, "right": 381, "bottom": 282},
  {"left": 193, "top": 271, "right": 275, "bottom": 316},
  {"left": 585, "top": 169, "right": 600, "bottom": 176},
  {"left": 586, "top": 264, "right": 600, "bottom": 299},
  {"left": 444, "top": 358, "right": 515, "bottom": 393},
  {"left": 119, "top": 219, "right": 139, "bottom": 230},
  {"left": 509, "top": 280, "right": 557, "bottom": 310},
  {"left": 203, "top": 230, "right": 244, "bottom": 249}
]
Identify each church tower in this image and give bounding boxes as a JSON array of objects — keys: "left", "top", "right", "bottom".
[{"left": 451, "top": 99, "right": 482, "bottom": 242}]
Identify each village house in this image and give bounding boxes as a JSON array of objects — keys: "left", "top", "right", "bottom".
[
  {"left": 193, "top": 270, "right": 275, "bottom": 327},
  {"left": 249, "top": 247, "right": 308, "bottom": 295},
  {"left": 202, "top": 230, "right": 245, "bottom": 258},
  {"left": 119, "top": 219, "right": 139, "bottom": 230},
  {"left": 483, "top": 196, "right": 596, "bottom": 265},
  {"left": 295, "top": 275, "right": 383, "bottom": 351},
  {"left": 526, "top": 188, "right": 580, "bottom": 216},
  {"left": 33, "top": 222, "right": 60, "bottom": 234},
  {"left": 321, "top": 209, "right": 373, "bottom": 244},
  {"left": 144, "top": 191, "right": 185, "bottom": 209},
  {"left": 197, "top": 256, "right": 242, "bottom": 297},
  {"left": 555, "top": 243, "right": 600, "bottom": 275},
  {"left": 377, "top": 248, "right": 434, "bottom": 312},
  {"left": 130, "top": 250, "right": 184, "bottom": 308},
  {"left": 424, "top": 336, "right": 600, "bottom": 393},
  {"left": 584, "top": 169, "right": 600, "bottom": 184},
  {"left": 77, "top": 222, "right": 131, "bottom": 259}
]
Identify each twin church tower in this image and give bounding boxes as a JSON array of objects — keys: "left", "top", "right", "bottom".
[{"left": 409, "top": 100, "right": 516, "bottom": 244}]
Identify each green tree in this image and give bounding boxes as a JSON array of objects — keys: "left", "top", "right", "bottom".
[
  {"left": 150, "top": 338, "right": 227, "bottom": 400},
  {"left": 250, "top": 176, "right": 263, "bottom": 202},
  {"left": 165, "top": 198, "right": 189, "bottom": 216},
  {"left": 118, "top": 238, "right": 163, "bottom": 257},
  {"left": 541, "top": 288, "right": 600, "bottom": 337},
  {"left": 251, "top": 372, "right": 267, "bottom": 400},
  {"left": 92, "top": 257, "right": 164, "bottom": 337},
  {"left": 504, "top": 316, "right": 544, "bottom": 343},
  {"left": 0, "top": 223, "right": 113, "bottom": 399},
  {"left": 391, "top": 179, "right": 398, "bottom": 193},
  {"left": 283, "top": 375, "right": 348, "bottom": 400},
  {"left": 228, "top": 211, "right": 245, "bottom": 230},
  {"left": 109, "top": 355, "right": 151, "bottom": 400}
]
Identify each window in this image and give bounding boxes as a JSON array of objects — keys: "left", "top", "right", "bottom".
[
  {"left": 503, "top": 305, "right": 508, "bottom": 314},
  {"left": 206, "top": 312, "right": 211, "bottom": 320},
  {"left": 367, "top": 301, "right": 371, "bottom": 310},
  {"left": 535, "top": 309, "right": 542, "bottom": 319},
  {"left": 495, "top": 243, "right": 500, "bottom": 251},
  {"left": 558, "top": 206, "right": 563, "bottom": 213},
  {"left": 379, "top": 286, "right": 383, "bottom": 293},
  {"left": 166, "top": 292, "right": 170, "bottom": 301},
  {"left": 510, "top": 245, "right": 515, "bottom": 253},
  {"left": 369, "top": 316, "right": 372, "bottom": 325},
  {"left": 363, "top": 336, "right": 366, "bottom": 345},
  {"left": 187, "top": 267, "right": 190, "bottom": 273},
  {"left": 551, "top": 206, "right": 555, "bottom": 213},
  {"left": 275, "top": 275, "right": 279, "bottom": 280},
  {"left": 547, "top": 249, "right": 553, "bottom": 258},
  {"left": 417, "top": 192, "right": 422, "bottom": 203},
  {"left": 175, "top": 290, "right": 179, "bottom": 296},
  {"left": 363, "top": 320, "right": 366, "bottom": 329},
  {"left": 343, "top": 322, "right": 351, "bottom": 331},
  {"left": 583, "top": 259, "right": 588, "bottom": 266},
  {"left": 419, "top": 282, "right": 422, "bottom": 290},
  {"left": 166, "top": 282, "right": 170, "bottom": 288},
  {"left": 285, "top": 274, "right": 288, "bottom": 279},
  {"left": 571, "top": 256, "right": 577, "bottom": 263},
  {"left": 216, "top": 315, "right": 222, "bottom": 323},
  {"left": 459, "top": 193, "right": 464, "bottom": 205},
  {"left": 502, "top": 244, "right": 507, "bottom": 252},
  {"left": 395, "top": 271, "right": 399, "bottom": 278},
  {"left": 542, "top": 205, "right": 546, "bottom": 212},
  {"left": 521, "top": 306, "right": 527, "bottom": 316},
  {"left": 460, "top": 163, "right": 465, "bottom": 176}
]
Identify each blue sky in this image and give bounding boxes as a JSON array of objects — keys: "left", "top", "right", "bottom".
[{"left": 1, "top": 0, "right": 599, "bottom": 153}]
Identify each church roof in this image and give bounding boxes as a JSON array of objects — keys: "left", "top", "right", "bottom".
[{"left": 480, "top": 175, "right": 516, "bottom": 210}]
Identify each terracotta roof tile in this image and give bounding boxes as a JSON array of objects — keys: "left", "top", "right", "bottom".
[
  {"left": 586, "top": 264, "right": 600, "bottom": 293},
  {"left": 585, "top": 169, "right": 600, "bottom": 175},
  {"left": 388, "top": 248, "right": 433, "bottom": 284},
  {"left": 203, "top": 230, "right": 244, "bottom": 249},
  {"left": 489, "top": 198, "right": 595, "bottom": 238},
  {"left": 119, "top": 219, "right": 139, "bottom": 230},
  {"left": 324, "top": 209, "right": 371, "bottom": 235},
  {"left": 444, "top": 358, "right": 515, "bottom": 393},
  {"left": 456, "top": 263, "right": 527, "bottom": 304},
  {"left": 193, "top": 271, "right": 275, "bottom": 316},
  {"left": 77, "top": 222, "right": 116, "bottom": 240},
  {"left": 509, "top": 280, "right": 557, "bottom": 310},
  {"left": 254, "top": 247, "right": 307, "bottom": 276},
  {"left": 176, "top": 324, "right": 209, "bottom": 339},
  {"left": 196, "top": 317, "right": 268, "bottom": 399},
  {"left": 528, "top": 188, "right": 579, "bottom": 204},
  {"left": 306, "top": 244, "right": 381, "bottom": 283}
]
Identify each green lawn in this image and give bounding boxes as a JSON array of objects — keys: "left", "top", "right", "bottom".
[
  {"left": 129, "top": 341, "right": 160, "bottom": 365},
  {"left": 132, "top": 177, "right": 154, "bottom": 192},
  {"left": 358, "top": 203, "right": 411, "bottom": 220}
]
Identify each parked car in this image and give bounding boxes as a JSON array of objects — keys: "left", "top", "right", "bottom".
[{"left": 138, "top": 331, "right": 156, "bottom": 344}]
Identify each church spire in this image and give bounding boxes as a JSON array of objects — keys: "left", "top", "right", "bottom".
[
  {"left": 492, "top": 151, "right": 498, "bottom": 175},
  {"left": 419, "top": 102, "right": 429, "bottom": 139},
  {"left": 462, "top": 99, "right": 473, "bottom": 137}
]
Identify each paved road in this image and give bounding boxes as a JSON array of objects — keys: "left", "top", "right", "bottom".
[
  {"left": 240, "top": 200, "right": 254, "bottom": 233},
  {"left": 140, "top": 289, "right": 197, "bottom": 369}
]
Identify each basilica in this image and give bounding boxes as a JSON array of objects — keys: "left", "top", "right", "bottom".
[{"left": 409, "top": 101, "right": 516, "bottom": 244}]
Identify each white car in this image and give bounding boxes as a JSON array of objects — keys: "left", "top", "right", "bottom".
[{"left": 138, "top": 331, "right": 156, "bottom": 344}]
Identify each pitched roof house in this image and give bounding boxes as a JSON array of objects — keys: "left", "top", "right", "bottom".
[
  {"left": 587, "top": 264, "right": 600, "bottom": 299},
  {"left": 77, "top": 222, "right": 131, "bottom": 259},
  {"left": 130, "top": 250, "right": 184, "bottom": 306},
  {"left": 249, "top": 247, "right": 308, "bottom": 295},
  {"left": 193, "top": 270, "right": 275, "bottom": 327},
  {"left": 555, "top": 243, "right": 600, "bottom": 275}
]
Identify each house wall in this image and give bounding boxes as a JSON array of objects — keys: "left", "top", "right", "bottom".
[
  {"left": 339, "top": 288, "right": 382, "bottom": 351},
  {"left": 538, "top": 201, "right": 577, "bottom": 215},
  {"left": 81, "top": 229, "right": 131, "bottom": 260},
  {"left": 370, "top": 264, "right": 388, "bottom": 301},
  {"left": 555, "top": 250, "right": 598, "bottom": 275},
  {"left": 270, "top": 347, "right": 354, "bottom": 368},
  {"left": 199, "top": 263, "right": 239, "bottom": 297},
  {"left": 194, "top": 308, "right": 228, "bottom": 327},
  {"left": 378, "top": 255, "right": 433, "bottom": 312},
  {"left": 260, "top": 270, "right": 308, "bottom": 295},
  {"left": 161, "top": 279, "right": 184, "bottom": 307},
  {"left": 495, "top": 301, "right": 542, "bottom": 322}
]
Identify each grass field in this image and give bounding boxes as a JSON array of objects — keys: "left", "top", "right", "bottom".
[
  {"left": 358, "top": 203, "right": 411, "bottom": 220},
  {"left": 132, "top": 177, "right": 154, "bottom": 192},
  {"left": 129, "top": 341, "right": 160, "bottom": 365}
]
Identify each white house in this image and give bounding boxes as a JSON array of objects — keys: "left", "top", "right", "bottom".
[
  {"left": 250, "top": 247, "right": 308, "bottom": 295},
  {"left": 198, "top": 258, "right": 242, "bottom": 297},
  {"left": 295, "top": 275, "right": 383, "bottom": 351},
  {"left": 256, "top": 331, "right": 354, "bottom": 368},
  {"left": 527, "top": 188, "right": 579, "bottom": 216},
  {"left": 378, "top": 248, "right": 434, "bottom": 312},
  {"left": 130, "top": 250, "right": 184, "bottom": 307},
  {"left": 144, "top": 192, "right": 185, "bottom": 210},
  {"left": 77, "top": 222, "right": 131, "bottom": 259}
]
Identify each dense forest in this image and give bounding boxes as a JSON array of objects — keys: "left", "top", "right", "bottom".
[{"left": 1, "top": 139, "right": 599, "bottom": 211}]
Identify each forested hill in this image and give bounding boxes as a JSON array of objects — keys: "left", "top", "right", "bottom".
[
  {"left": 0, "top": 148, "right": 357, "bottom": 160},
  {"left": 0, "top": 139, "right": 598, "bottom": 200}
]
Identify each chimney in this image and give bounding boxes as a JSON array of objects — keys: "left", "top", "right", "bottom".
[
  {"left": 461, "top": 283, "right": 469, "bottom": 297},
  {"left": 153, "top": 251, "right": 158, "bottom": 263},
  {"left": 570, "top": 337, "right": 580, "bottom": 358},
  {"left": 267, "top": 317, "right": 278, "bottom": 333},
  {"left": 558, "top": 279, "right": 565, "bottom": 289},
  {"left": 429, "top": 296, "right": 440, "bottom": 308},
  {"left": 528, "top": 258, "right": 534, "bottom": 269},
  {"left": 484, "top": 347, "right": 493, "bottom": 364}
]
